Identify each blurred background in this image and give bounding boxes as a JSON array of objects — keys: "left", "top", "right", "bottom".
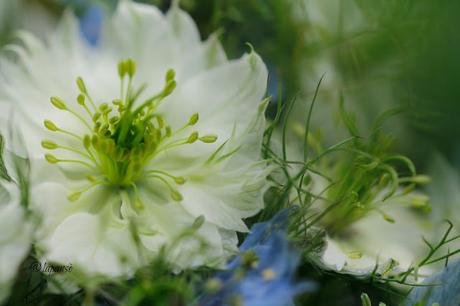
[{"left": 1, "top": 0, "right": 460, "bottom": 305}]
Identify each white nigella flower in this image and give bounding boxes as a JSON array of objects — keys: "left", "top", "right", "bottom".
[
  {"left": 309, "top": 172, "right": 433, "bottom": 281},
  {"left": 0, "top": 1, "right": 270, "bottom": 279},
  {"left": 0, "top": 144, "right": 32, "bottom": 303}
]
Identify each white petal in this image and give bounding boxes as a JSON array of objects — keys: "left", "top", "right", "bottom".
[
  {"left": 45, "top": 212, "right": 138, "bottom": 278},
  {"left": 162, "top": 51, "right": 268, "bottom": 156},
  {"left": 166, "top": 3, "right": 201, "bottom": 50}
]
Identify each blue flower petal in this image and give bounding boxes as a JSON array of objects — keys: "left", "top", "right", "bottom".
[{"left": 79, "top": 5, "right": 104, "bottom": 46}]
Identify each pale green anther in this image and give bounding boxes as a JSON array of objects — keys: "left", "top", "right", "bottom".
[
  {"left": 99, "top": 140, "right": 108, "bottom": 152},
  {"left": 187, "top": 131, "right": 199, "bottom": 143},
  {"left": 44, "top": 120, "right": 58, "bottom": 131},
  {"left": 165, "top": 126, "right": 171, "bottom": 137},
  {"left": 99, "top": 103, "right": 109, "bottom": 111},
  {"left": 189, "top": 113, "right": 199, "bottom": 125},
  {"left": 68, "top": 191, "right": 82, "bottom": 202},
  {"left": 76, "top": 77, "right": 87, "bottom": 93},
  {"left": 94, "top": 122, "right": 101, "bottom": 133},
  {"left": 379, "top": 303, "right": 387, "bottom": 306},
  {"left": 174, "top": 177, "right": 186, "bottom": 185},
  {"left": 412, "top": 175, "right": 431, "bottom": 185},
  {"left": 50, "top": 96, "right": 67, "bottom": 110},
  {"left": 115, "top": 148, "right": 124, "bottom": 161},
  {"left": 411, "top": 195, "right": 430, "bottom": 210},
  {"left": 103, "top": 107, "right": 112, "bottom": 115},
  {"left": 135, "top": 199, "right": 144, "bottom": 209},
  {"left": 92, "top": 112, "right": 101, "bottom": 122},
  {"left": 383, "top": 213, "right": 395, "bottom": 223},
  {"left": 156, "top": 116, "right": 165, "bottom": 128},
  {"left": 83, "top": 135, "right": 91, "bottom": 149},
  {"left": 360, "top": 293, "right": 372, "bottom": 306},
  {"left": 91, "top": 135, "right": 99, "bottom": 148},
  {"left": 155, "top": 129, "right": 162, "bottom": 140},
  {"left": 347, "top": 251, "right": 362, "bottom": 259},
  {"left": 107, "top": 140, "right": 115, "bottom": 154},
  {"left": 192, "top": 215, "right": 205, "bottom": 229},
  {"left": 163, "top": 80, "right": 176, "bottom": 97},
  {"left": 166, "top": 68, "right": 175, "bottom": 82},
  {"left": 200, "top": 134, "right": 218, "bottom": 143},
  {"left": 126, "top": 59, "right": 136, "bottom": 77},
  {"left": 41, "top": 140, "right": 58, "bottom": 150},
  {"left": 77, "top": 94, "right": 85, "bottom": 105},
  {"left": 45, "top": 153, "right": 59, "bottom": 164},
  {"left": 132, "top": 163, "right": 142, "bottom": 173},
  {"left": 171, "top": 189, "right": 183, "bottom": 201},
  {"left": 86, "top": 175, "right": 97, "bottom": 182},
  {"left": 109, "top": 116, "right": 119, "bottom": 124},
  {"left": 118, "top": 61, "right": 126, "bottom": 78}
]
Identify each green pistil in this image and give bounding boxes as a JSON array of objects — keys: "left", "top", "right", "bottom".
[{"left": 42, "top": 59, "right": 218, "bottom": 204}]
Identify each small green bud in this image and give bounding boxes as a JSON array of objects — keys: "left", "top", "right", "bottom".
[
  {"left": 45, "top": 153, "right": 59, "bottom": 164},
  {"left": 50, "top": 96, "right": 67, "bottom": 110},
  {"left": 187, "top": 131, "right": 199, "bottom": 143},
  {"left": 200, "top": 134, "right": 218, "bottom": 143},
  {"left": 44, "top": 120, "right": 58, "bottom": 131},
  {"left": 41, "top": 140, "right": 58, "bottom": 150},
  {"left": 188, "top": 113, "right": 199, "bottom": 125}
]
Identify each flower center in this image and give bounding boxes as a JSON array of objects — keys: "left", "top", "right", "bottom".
[{"left": 42, "top": 59, "right": 217, "bottom": 204}]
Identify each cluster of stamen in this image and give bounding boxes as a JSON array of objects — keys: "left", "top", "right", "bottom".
[{"left": 42, "top": 59, "right": 217, "bottom": 204}]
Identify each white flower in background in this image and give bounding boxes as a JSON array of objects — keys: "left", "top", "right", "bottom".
[
  {"left": 320, "top": 198, "right": 432, "bottom": 278},
  {"left": 0, "top": 147, "right": 32, "bottom": 303},
  {"left": 282, "top": 135, "right": 433, "bottom": 281},
  {"left": 0, "top": 1, "right": 270, "bottom": 279}
]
